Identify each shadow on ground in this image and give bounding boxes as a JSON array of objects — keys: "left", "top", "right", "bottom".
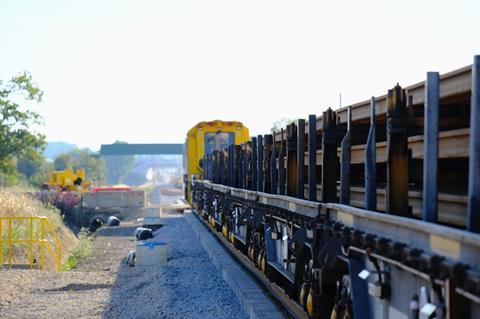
[{"left": 100, "top": 197, "right": 247, "bottom": 319}]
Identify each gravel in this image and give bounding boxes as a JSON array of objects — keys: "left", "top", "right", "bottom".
[
  {"left": 105, "top": 212, "right": 248, "bottom": 319},
  {"left": 0, "top": 205, "right": 248, "bottom": 319}
]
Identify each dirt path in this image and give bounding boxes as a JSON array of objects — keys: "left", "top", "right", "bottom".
[
  {"left": 0, "top": 222, "right": 133, "bottom": 319},
  {"left": 0, "top": 211, "right": 247, "bottom": 319}
]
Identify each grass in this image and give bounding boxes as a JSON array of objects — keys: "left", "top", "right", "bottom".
[
  {"left": 61, "top": 229, "right": 92, "bottom": 271},
  {"left": 0, "top": 187, "right": 78, "bottom": 269}
]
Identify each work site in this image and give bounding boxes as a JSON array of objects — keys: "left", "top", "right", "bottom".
[{"left": 1, "top": 1, "right": 480, "bottom": 319}]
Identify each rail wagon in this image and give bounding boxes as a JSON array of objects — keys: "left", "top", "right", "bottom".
[
  {"left": 184, "top": 120, "right": 249, "bottom": 203},
  {"left": 189, "top": 56, "right": 480, "bottom": 318}
]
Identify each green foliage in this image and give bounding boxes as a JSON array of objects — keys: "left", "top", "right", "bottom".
[
  {"left": 0, "top": 72, "right": 45, "bottom": 185},
  {"left": 104, "top": 141, "right": 135, "bottom": 185},
  {"left": 61, "top": 229, "right": 92, "bottom": 271},
  {"left": 27, "top": 160, "right": 54, "bottom": 188},
  {"left": 270, "top": 118, "right": 295, "bottom": 133},
  {"left": 17, "top": 148, "right": 44, "bottom": 178},
  {"left": 13, "top": 148, "right": 55, "bottom": 188},
  {"left": 54, "top": 149, "right": 106, "bottom": 184}
]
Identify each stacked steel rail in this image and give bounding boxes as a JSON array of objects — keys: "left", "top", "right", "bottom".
[{"left": 192, "top": 55, "right": 480, "bottom": 319}]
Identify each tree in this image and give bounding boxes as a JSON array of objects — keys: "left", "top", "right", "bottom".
[
  {"left": 17, "top": 149, "right": 44, "bottom": 178},
  {"left": 103, "top": 141, "right": 135, "bottom": 185},
  {"left": 54, "top": 149, "right": 106, "bottom": 185},
  {"left": 0, "top": 72, "right": 45, "bottom": 184},
  {"left": 270, "top": 118, "right": 295, "bottom": 133},
  {"left": 16, "top": 149, "right": 55, "bottom": 187}
]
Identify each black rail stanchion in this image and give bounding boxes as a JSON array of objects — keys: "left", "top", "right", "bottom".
[
  {"left": 278, "top": 129, "right": 286, "bottom": 195},
  {"left": 257, "top": 135, "right": 264, "bottom": 192},
  {"left": 214, "top": 151, "right": 219, "bottom": 184},
  {"left": 365, "top": 98, "right": 377, "bottom": 211},
  {"left": 235, "top": 145, "right": 241, "bottom": 188},
  {"left": 240, "top": 143, "right": 247, "bottom": 189},
  {"left": 308, "top": 114, "right": 317, "bottom": 201},
  {"left": 230, "top": 145, "right": 235, "bottom": 187},
  {"left": 270, "top": 133, "right": 278, "bottom": 195},
  {"left": 340, "top": 106, "right": 351, "bottom": 205},
  {"left": 252, "top": 137, "right": 258, "bottom": 191},
  {"left": 423, "top": 72, "right": 440, "bottom": 223},
  {"left": 386, "top": 84, "right": 410, "bottom": 216},
  {"left": 468, "top": 55, "right": 480, "bottom": 233},
  {"left": 243, "top": 143, "right": 249, "bottom": 189},
  {"left": 322, "top": 109, "right": 339, "bottom": 203},
  {"left": 297, "top": 119, "right": 305, "bottom": 199},
  {"left": 219, "top": 150, "right": 225, "bottom": 185},
  {"left": 264, "top": 134, "right": 273, "bottom": 193},
  {"left": 286, "top": 123, "right": 298, "bottom": 197}
]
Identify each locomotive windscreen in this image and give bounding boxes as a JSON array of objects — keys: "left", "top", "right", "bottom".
[{"left": 204, "top": 132, "right": 234, "bottom": 155}]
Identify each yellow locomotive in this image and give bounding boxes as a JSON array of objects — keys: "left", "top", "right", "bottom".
[{"left": 184, "top": 120, "right": 249, "bottom": 203}]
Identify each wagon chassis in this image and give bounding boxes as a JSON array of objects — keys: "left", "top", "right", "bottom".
[{"left": 193, "top": 181, "right": 480, "bottom": 318}]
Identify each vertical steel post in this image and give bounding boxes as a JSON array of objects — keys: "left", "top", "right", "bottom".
[
  {"left": 216, "top": 151, "right": 220, "bottom": 184},
  {"left": 205, "top": 154, "right": 208, "bottom": 180},
  {"left": 243, "top": 144, "right": 248, "bottom": 189},
  {"left": 227, "top": 146, "right": 231, "bottom": 186},
  {"left": 270, "top": 133, "right": 278, "bottom": 194},
  {"left": 231, "top": 145, "right": 235, "bottom": 186},
  {"left": 297, "top": 119, "right": 305, "bottom": 199},
  {"left": 235, "top": 145, "right": 241, "bottom": 187},
  {"left": 340, "top": 106, "right": 352, "bottom": 204},
  {"left": 40, "top": 220, "right": 45, "bottom": 270},
  {"left": 219, "top": 150, "right": 225, "bottom": 185},
  {"left": 205, "top": 154, "right": 209, "bottom": 180},
  {"left": 252, "top": 137, "right": 258, "bottom": 191},
  {"left": 246, "top": 142, "right": 252, "bottom": 190},
  {"left": 212, "top": 153, "right": 215, "bottom": 182},
  {"left": 240, "top": 145, "right": 244, "bottom": 188},
  {"left": 209, "top": 154, "right": 212, "bottom": 181},
  {"left": 468, "top": 55, "right": 480, "bottom": 232},
  {"left": 257, "top": 135, "right": 264, "bottom": 192},
  {"left": 286, "top": 123, "right": 298, "bottom": 197},
  {"left": 210, "top": 153, "right": 213, "bottom": 182},
  {"left": 423, "top": 72, "right": 440, "bottom": 222},
  {"left": 322, "top": 109, "right": 339, "bottom": 203},
  {"left": 213, "top": 152, "right": 217, "bottom": 183},
  {"left": 29, "top": 218, "right": 33, "bottom": 269},
  {"left": 8, "top": 218, "right": 12, "bottom": 269},
  {"left": 224, "top": 149, "right": 228, "bottom": 186},
  {"left": 264, "top": 134, "right": 273, "bottom": 193},
  {"left": 226, "top": 146, "right": 230, "bottom": 186},
  {"left": 386, "top": 84, "right": 410, "bottom": 216},
  {"left": 365, "top": 97, "right": 377, "bottom": 211},
  {"left": 229, "top": 145, "right": 234, "bottom": 186},
  {"left": 278, "top": 129, "right": 286, "bottom": 195},
  {"left": 308, "top": 115, "right": 317, "bottom": 201}
]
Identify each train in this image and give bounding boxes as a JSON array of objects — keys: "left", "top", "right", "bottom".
[
  {"left": 185, "top": 55, "right": 480, "bottom": 319},
  {"left": 184, "top": 120, "right": 250, "bottom": 202}
]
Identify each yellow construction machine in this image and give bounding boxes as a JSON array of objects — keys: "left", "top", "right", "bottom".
[{"left": 48, "top": 168, "right": 91, "bottom": 192}]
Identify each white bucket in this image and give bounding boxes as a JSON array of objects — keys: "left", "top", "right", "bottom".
[{"left": 136, "top": 241, "right": 168, "bottom": 266}]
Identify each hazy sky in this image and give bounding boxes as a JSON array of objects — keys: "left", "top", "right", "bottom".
[{"left": 1, "top": 0, "right": 479, "bottom": 150}]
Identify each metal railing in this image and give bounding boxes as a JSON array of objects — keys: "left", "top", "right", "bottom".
[{"left": 0, "top": 216, "right": 62, "bottom": 270}]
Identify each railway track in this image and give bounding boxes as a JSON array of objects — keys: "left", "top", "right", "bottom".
[{"left": 192, "top": 208, "right": 307, "bottom": 319}]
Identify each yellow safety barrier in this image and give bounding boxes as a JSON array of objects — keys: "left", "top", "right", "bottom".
[{"left": 0, "top": 216, "right": 62, "bottom": 271}]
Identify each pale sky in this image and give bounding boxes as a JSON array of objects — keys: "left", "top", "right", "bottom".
[{"left": 1, "top": 0, "right": 479, "bottom": 150}]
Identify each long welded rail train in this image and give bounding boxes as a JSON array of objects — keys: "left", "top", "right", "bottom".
[{"left": 186, "top": 55, "right": 480, "bottom": 319}]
